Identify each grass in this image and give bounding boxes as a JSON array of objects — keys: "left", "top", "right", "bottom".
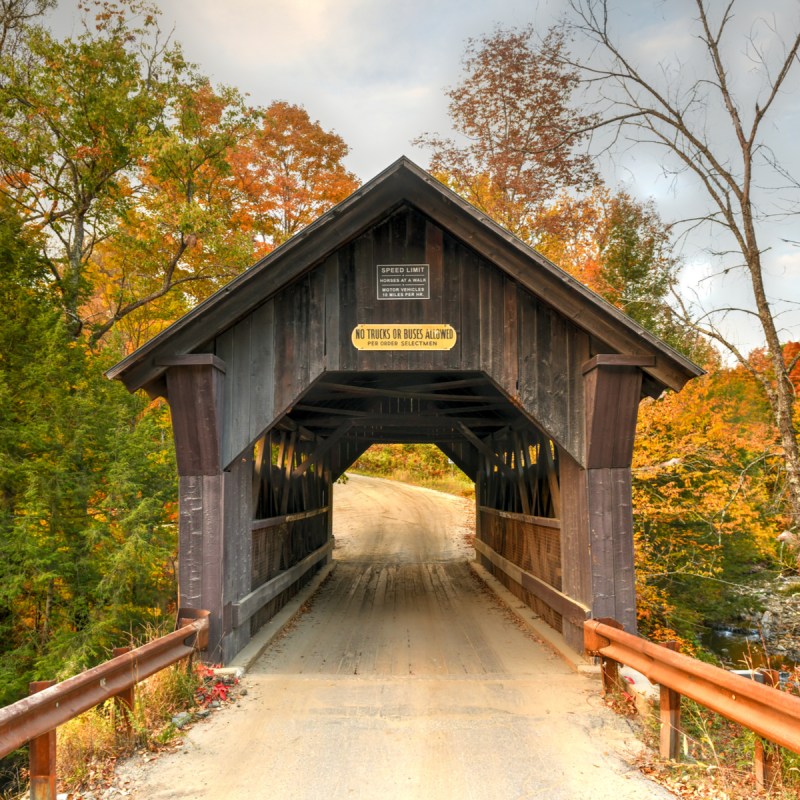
[
  {"left": 56, "top": 657, "right": 202, "bottom": 791},
  {"left": 605, "top": 670, "right": 800, "bottom": 799},
  {"left": 0, "top": 620, "right": 227, "bottom": 799}
]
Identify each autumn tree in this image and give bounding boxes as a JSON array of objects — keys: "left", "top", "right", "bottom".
[
  {"left": 632, "top": 360, "right": 783, "bottom": 643},
  {"left": 564, "top": 0, "right": 800, "bottom": 532},
  {"left": 0, "top": 0, "right": 53, "bottom": 56},
  {"left": 0, "top": 1, "right": 178, "bottom": 335},
  {"left": 231, "top": 100, "right": 359, "bottom": 252},
  {"left": 414, "top": 26, "right": 598, "bottom": 242},
  {"left": 85, "top": 75, "right": 259, "bottom": 347},
  {"left": 537, "top": 187, "right": 707, "bottom": 357}
]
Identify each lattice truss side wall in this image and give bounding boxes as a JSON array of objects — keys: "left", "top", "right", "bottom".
[{"left": 472, "top": 425, "right": 567, "bottom": 632}]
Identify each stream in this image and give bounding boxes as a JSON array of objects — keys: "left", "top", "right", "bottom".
[
  {"left": 699, "top": 575, "right": 800, "bottom": 671},
  {"left": 700, "top": 627, "right": 773, "bottom": 669}
]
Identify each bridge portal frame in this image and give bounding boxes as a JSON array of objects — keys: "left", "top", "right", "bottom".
[{"left": 109, "top": 158, "right": 701, "bottom": 662}]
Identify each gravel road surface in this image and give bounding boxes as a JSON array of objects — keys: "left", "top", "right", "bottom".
[{"left": 118, "top": 474, "right": 673, "bottom": 800}]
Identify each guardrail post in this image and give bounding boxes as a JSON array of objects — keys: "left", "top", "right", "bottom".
[
  {"left": 28, "top": 680, "right": 56, "bottom": 800},
  {"left": 659, "top": 641, "right": 681, "bottom": 760},
  {"left": 112, "top": 647, "right": 134, "bottom": 736},
  {"left": 595, "top": 618, "right": 623, "bottom": 696},
  {"left": 754, "top": 669, "right": 780, "bottom": 790}
]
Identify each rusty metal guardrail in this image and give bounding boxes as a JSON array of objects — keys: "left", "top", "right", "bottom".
[
  {"left": 585, "top": 617, "right": 800, "bottom": 787},
  {"left": 0, "top": 608, "right": 208, "bottom": 779}
]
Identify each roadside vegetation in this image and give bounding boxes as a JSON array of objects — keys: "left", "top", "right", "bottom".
[
  {"left": 349, "top": 444, "right": 474, "bottom": 499},
  {"left": 602, "top": 682, "right": 800, "bottom": 799},
  {"left": 0, "top": 1, "right": 798, "bottom": 798}
]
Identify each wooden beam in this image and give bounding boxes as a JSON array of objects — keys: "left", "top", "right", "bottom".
[
  {"left": 165, "top": 361, "right": 225, "bottom": 476},
  {"left": 581, "top": 354, "right": 656, "bottom": 373},
  {"left": 393, "top": 377, "right": 489, "bottom": 393},
  {"left": 478, "top": 506, "right": 560, "bottom": 529},
  {"left": 291, "top": 421, "right": 354, "bottom": 479},
  {"left": 456, "top": 422, "right": 515, "bottom": 480},
  {"left": 294, "top": 404, "right": 372, "bottom": 417},
  {"left": 232, "top": 540, "right": 333, "bottom": 628},
  {"left": 316, "top": 382, "right": 500, "bottom": 403},
  {"left": 543, "top": 440, "right": 561, "bottom": 519},
  {"left": 252, "top": 434, "right": 267, "bottom": 517},
  {"left": 157, "top": 353, "right": 226, "bottom": 372},
  {"left": 473, "top": 538, "right": 589, "bottom": 627},
  {"left": 279, "top": 431, "right": 297, "bottom": 515},
  {"left": 429, "top": 403, "right": 509, "bottom": 416},
  {"left": 252, "top": 507, "right": 329, "bottom": 530},
  {"left": 435, "top": 441, "right": 479, "bottom": 480},
  {"left": 513, "top": 432, "right": 532, "bottom": 516},
  {"left": 306, "top": 416, "right": 506, "bottom": 429},
  {"left": 583, "top": 356, "right": 645, "bottom": 469}
]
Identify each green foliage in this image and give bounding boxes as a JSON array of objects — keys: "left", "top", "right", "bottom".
[
  {"left": 350, "top": 444, "right": 474, "bottom": 498},
  {"left": 0, "top": 199, "right": 177, "bottom": 703}
]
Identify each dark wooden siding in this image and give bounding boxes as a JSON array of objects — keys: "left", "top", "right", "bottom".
[{"left": 213, "top": 206, "right": 589, "bottom": 469}]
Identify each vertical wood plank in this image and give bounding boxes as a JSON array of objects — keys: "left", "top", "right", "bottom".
[
  {"left": 308, "top": 266, "right": 326, "bottom": 378},
  {"left": 324, "top": 253, "right": 341, "bottom": 371},
  {"left": 459, "top": 248, "right": 481, "bottom": 371},
  {"left": 337, "top": 242, "right": 358, "bottom": 371},
  {"left": 249, "top": 300, "right": 275, "bottom": 446},
  {"left": 440, "top": 227, "right": 462, "bottom": 369},
  {"left": 502, "top": 278, "right": 519, "bottom": 397},
  {"left": 559, "top": 451, "right": 591, "bottom": 653},
  {"left": 223, "top": 454, "right": 253, "bottom": 660},
  {"left": 227, "top": 317, "right": 252, "bottom": 466}
]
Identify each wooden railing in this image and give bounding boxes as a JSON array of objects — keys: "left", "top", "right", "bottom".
[
  {"left": 585, "top": 618, "right": 800, "bottom": 787},
  {"left": 0, "top": 609, "right": 209, "bottom": 799}
]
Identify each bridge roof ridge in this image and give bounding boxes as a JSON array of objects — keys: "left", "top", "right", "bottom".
[{"left": 107, "top": 155, "right": 703, "bottom": 396}]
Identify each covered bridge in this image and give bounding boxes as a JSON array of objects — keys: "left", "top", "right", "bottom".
[{"left": 108, "top": 157, "right": 702, "bottom": 663}]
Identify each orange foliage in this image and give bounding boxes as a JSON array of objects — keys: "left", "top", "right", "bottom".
[
  {"left": 230, "top": 101, "right": 359, "bottom": 251},
  {"left": 632, "top": 362, "right": 786, "bottom": 642}
]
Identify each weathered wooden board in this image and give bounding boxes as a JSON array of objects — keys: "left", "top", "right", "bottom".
[
  {"left": 233, "top": 540, "right": 333, "bottom": 627},
  {"left": 213, "top": 206, "right": 591, "bottom": 469},
  {"left": 157, "top": 191, "right": 669, "bottom": 665}
]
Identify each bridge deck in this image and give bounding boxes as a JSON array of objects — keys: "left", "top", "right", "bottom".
[{"left": 118, "top": 476, "right": 673, "bottom": 799}]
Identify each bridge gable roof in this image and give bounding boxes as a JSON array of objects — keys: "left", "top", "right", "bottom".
[{"left": 108, "top": 156, "right": 702, "bottom": 396}]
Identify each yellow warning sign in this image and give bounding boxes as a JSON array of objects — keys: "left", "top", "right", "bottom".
[{"left": 351, "top": 324, "right": 457, "bottom": 351}]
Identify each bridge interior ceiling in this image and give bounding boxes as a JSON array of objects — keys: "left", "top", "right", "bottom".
[{"left": 253, "top": 370, "right": 560, "bottom": 521}]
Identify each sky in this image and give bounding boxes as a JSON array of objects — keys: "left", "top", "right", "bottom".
[{"left": 47, "top": 0, "right": 800, "bottom": 356}]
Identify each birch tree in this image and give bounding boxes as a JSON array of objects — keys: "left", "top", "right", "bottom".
[{"left": 565, "top": 0, "right": 800, "bottom": 531}]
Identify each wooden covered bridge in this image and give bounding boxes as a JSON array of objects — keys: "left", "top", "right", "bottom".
[{"left": 108, "top": 157, "right": 701, "bottom": 663}]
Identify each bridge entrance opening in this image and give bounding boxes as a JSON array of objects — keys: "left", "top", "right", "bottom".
[{"left": 108, "top": 158, "right": 701, "bottom": 664}]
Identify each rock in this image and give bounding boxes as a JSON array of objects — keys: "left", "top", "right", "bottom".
[
  {"left": 213, "top": 666, "right": 245, "bottom": 680},
  {"left": 210, "top": 700, "right": 221, "bottom": 709},
  {"left": 195, "top": 708, "right": 211, "bottom": 718},
  {"left": 172, "top": 711, "right": 192, "bottom": 729},
  {"left": 240, "top": 687, "right": 248, "bottom": 696}
]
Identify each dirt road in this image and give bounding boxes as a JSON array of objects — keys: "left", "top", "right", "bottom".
[{"left": 120, "top": 475, "right": 673, "bottom": 799}]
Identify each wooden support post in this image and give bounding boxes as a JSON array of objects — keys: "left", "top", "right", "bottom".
[
  {"left": 29, "top": 680, "right": 56, "bottom": 800},
  {"left": 659, "top": 641, "right": 681, "bottom": 761},
  {"left": 601, "top": 656, "right": 620, "bottom": 698},
  {"left": 754, "top": 669, "right": 780, "bottom": 790},
  {"left": 112, "top": 647, "right": 134, "bottom": 736},
  {"left": 594, "top": 618, "right": 624, "bottom": 696}
]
